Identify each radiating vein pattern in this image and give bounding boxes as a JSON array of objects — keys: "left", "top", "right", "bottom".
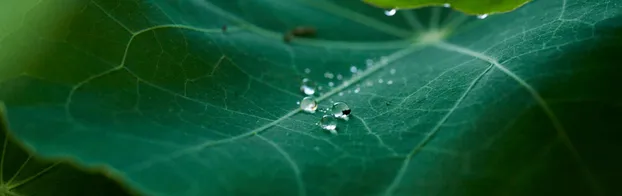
[{"left": 1, "top": 0, "right": 621, "bottom": 196}]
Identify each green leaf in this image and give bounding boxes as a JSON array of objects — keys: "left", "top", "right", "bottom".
[
  {"left": 1, "top": 0, "right": 622, "bottom": 196},
  {"left": 0, "top": 102, "right": 136, "bottom": 196},
  {"left": 363, "top": 0, "right": 533, "bottom": 15}
]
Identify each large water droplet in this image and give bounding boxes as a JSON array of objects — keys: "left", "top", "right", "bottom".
[
  {"left": 317, "top": 115, "right": 338, "bottom": 134},
  {"left": 300, "top": 96, "right": 318, "bottom": 113},
  {"left": 331, "top": 102, "right": 351, "bottom": 120},
  {"left": 384, "top": 9, "right": 397, "bottom": 16},
  {"left": 300, "top": 78, "right": 316, "bottom": 95},
  {"left": 477, "top": 14, "right": 489, "bottom": 19}
]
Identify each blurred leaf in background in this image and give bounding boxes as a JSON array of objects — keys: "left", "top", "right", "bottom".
[
  {"left": 0, "top": 102, "right": 136, "bottom": 196},
  {"left": 1, "top": 0, "right": 621, "bottom": 196},
  {"left": 363, "top": 0, "right": 533, "bottom": 15}
]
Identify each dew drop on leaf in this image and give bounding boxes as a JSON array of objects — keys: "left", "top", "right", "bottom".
[
  {"left": 390, "top": 68, "right": 396, "bottom": 75},
  {"left": 324, "top": 72, "right": 334, "bottom": 79},
  {"left": 331, "top": 102, "right": 351, "bottom": 120},
  {"left": 304, "top": 68, "right": 311, "bottom": 74},
  {"left": 477, "top": 14, "right": 489, "bottom": 19},
  {"left": 378, "top": 79, "right": 384, "bottom": 83},
  {"left": 387, "top": 80, "right": 393, "bottom": 85},
  {"left": 300, "top": 78, "right": 316, "bottom": 95},
  {"left": 317, "top": 115, "right": 338, "bottom": 134},
  {"left": 384, "top": 9, "right": 397, "bottom": 16},
  {"left": 336, "top": 74, "right": 343, "bottom": 80},
  {"left": 300, "top": 96, "right": 318, "bottom": 113},
  {"left": 328, "top": 82, "right": 335, "bottom": 87},
  {"left": 443, "top": 3, "right": 451, "bottom": 8},
  {"left": 350, "top": 66, "right": 358, "bottom": 73}
]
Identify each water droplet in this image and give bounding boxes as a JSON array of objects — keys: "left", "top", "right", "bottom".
[
  {"left": 443, "top": 3, "right": 451, "bottom": 8},
  {"left": 384, "top": 9, "right": 397, "bottom": 16},
  {"left": 390, "top": 68, "right": 396, "bottom": 75},
  {"left": 304, "top": 68, "right": 311, "bottom": 74},
  {"left": 366, "top": 59, "right": 374, "bottom": 67},
  {"left": 300, "top": 78, "right": 316, "bottom": 95},
  {"left": 366, "top": 81, "right": 374, "bottom": 86},
  {"left": 328, "top": 82, "right": 334, "bottom": 87},
  {"left": 317, "top": 115, "right": 338, "bottom": 134},
  {"left": 331, "top": 102, "right": 351, "bottom": 120},
  {"left": 296, "top": 101, "right": 300, "bottom": 105},
  {"left": 300, "top": 96, "right": 318, "bottom": 113},
  {"left": 318, "top": 86, "right": 323, "bottom": 90},
  {"left": 338, "top": 92, "right": 344, "bottom": 96},
  {"left": 387, "top": 80, "right": 393, "bottom": 85},
  {"left": 336, "top": 74, "right": 343, "bottom": 80},
  {"left": 354, "top": 87, "right": 361, "bottom": 93},
  {"left": 324, "top": 72, "right": 334, "bottom": 79},
  {"left": 350, "top": 66, "right": 358, "bottom": 73},
  {"left": 378, "top": 79, "right": 384, "bottom": 83},
  {"left": 477, "top": 14, "right": 489, "bottom": 19}
]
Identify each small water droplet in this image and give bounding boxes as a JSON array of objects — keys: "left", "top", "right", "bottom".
[
  {"left": 378, "top": 79, "right": 384, "bottom": 83},
  {"left": 443, "top": 3, "right": 451, "bottom": 8},
  {"left": 300, "top": 78, "right": 316, "bottom": 95},
  {"left": 331, "top": 102, "right": 351, "bottom": 120},
  {"left": 328, "top": 82, "right": 334, "bottom": 87},
  {"left": 304, "top": 68, "right": 311, "bottom": 74},
  {"left": 366, "top": 81, "right": 374, "bottom": 86},
  {"left": 350, "top": 66, "right": 358, "bottom": 73},
  {"left": 354, "top": 87, "right": 361, "bottom": 93},
  {"left": 317, "top": 115, "right": 338, "bottom": 134},
  {"left": 324, "top": 72, "right": 334, "bottom": 79},
  {"left": 387, "top": 80, "right": 393, "bottom": 85},
  {"left": 477, "top": 14, "right": 489, "bottom": 19},
  {"left": 366, "top": 59, "right": 374, "bottom": 67},
  {"left": 390, "top": 68, "right": 396, "bottom": 75},
  {"left": 318, "top": 86, "right": 323, "bottom": 90},
  {"left": 336, "top": 74, "right": 343, "bottom": 80},
  {"left": 300, "top": 96, "right": 318, "bottom": 113},
  {"left": 384, "top": 9, "right": 397, "bottom": 16},
  {"left": 338, "top": 92, "right": 344, "bottom": 96},
  {"left": 296, "top": 101, "right": 300, "bottom": 105}
]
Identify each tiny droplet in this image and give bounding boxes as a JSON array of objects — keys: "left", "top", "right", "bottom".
[
  {"left": 304, "top": 68, "right": 311, "bottom": 74},
  {"left": 331, "top": 102, "right": 351, "bottom": 120},
  {"left": 300, "top": 96, "right": 318, "bottom": 113},
  {"left": 365, "top": 59, "right": 374, "bottom": 67},
  {"left": 384, "top": 9, "right": 397, "bottom": 16},
  {"left": 300, "top": 78, "right": 316, "bottom": 95},
  {"left": 350, "top": 66, "right": 358, "bottom": 73},
  {"left": 378, "top": 79, "right": 384, "bottom": 83},
  {"left": 324, "top": 72, "right": 334, "bottom": 79},
  {"left": 354, "top": 87, "right": 361, "bottom": 93},
  {"left": 390, "top": 68, "right": 396, "bottom": 75},
  {"left": 318, "top": 115, "right": 338, "bottom": 134},
  {"left": 387, "top": 80, "right": 393, "bottom": 85},
  {"left": 477, "top": 14, "right": 489, "bottom": 19},
  {"left": 338, "top": 92, "right": 344, "bottom": 96},
  {"left": 328, "top": 82, "right": 334, "bottom": 87},
  {"left": 443, "top": 3, "right": 451, "bottom": 8},
  {"left": 336, "top": 74, "right": 343, "bottom": 80}
]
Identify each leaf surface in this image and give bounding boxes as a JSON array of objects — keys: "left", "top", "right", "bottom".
[{"left": 1, "top": 0, "right": 622, "bottom": 196}]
